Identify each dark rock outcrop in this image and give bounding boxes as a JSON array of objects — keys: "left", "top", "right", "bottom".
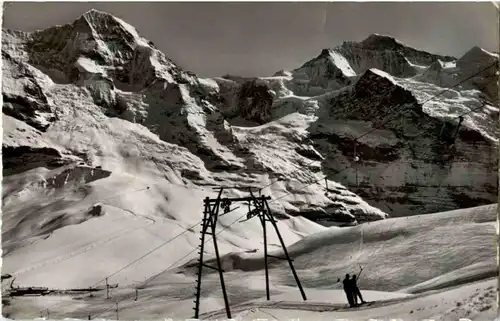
[{"left": 2, "top": 146, "right": 70, "bottom": 176}]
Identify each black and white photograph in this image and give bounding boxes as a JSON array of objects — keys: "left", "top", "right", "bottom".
[{"left": 1, "top": 1, "right": 499, "bottom": 320}]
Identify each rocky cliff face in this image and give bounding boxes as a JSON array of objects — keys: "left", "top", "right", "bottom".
[
  {"left": 213, "top": 76, "right": 275, "bottom": 125},
  {"left": 2, "top": 9, "right": 392, "bottom": 228},
  {"left": 309, "top": 69, "right": 497, "bottom": 216},
  {"left": 350, "top": 34, "right": 456, "bottom": 67},
  {"left": 207, "top": 35, "right": 498, "bottom": 217},
  {"left": 417, "top": 46, "right": 498, "bottom": 101}
]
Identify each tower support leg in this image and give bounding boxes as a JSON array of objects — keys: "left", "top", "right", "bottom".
[
  {"left": 193, "top": 190, "right": 231, "bottom": 319},
  {"left": 263, "top": 197, "right": 307, "bottom": 301}
]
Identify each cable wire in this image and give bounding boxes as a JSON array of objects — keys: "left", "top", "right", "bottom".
[
  {"left": 88, "top": 222, "right": 197, "bottom": 289},
  {"left": 89, "top": 206, "right": 250, "bottom": 320}
]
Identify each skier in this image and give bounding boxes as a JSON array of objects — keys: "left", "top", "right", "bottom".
[
  {"left": 342, "top": 274, "right": 355, "bottom": 307},
  {"left": 350, "top": 274, "right": 366, "bottom": 305},
  {"left": 350, "top": 266, "right": 366, "bottom": 305}
]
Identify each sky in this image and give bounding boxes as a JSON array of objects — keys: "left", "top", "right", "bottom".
[{"left": 2, "top": 2, "right": 498, "bottom": 77}]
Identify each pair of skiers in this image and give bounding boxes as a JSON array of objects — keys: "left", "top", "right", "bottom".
[{"left": 339, "top": 267, "right": 365, "bottom": 307}]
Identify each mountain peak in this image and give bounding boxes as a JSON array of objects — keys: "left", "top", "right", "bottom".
[
  {"left": 82, "top": 8, "right": 110, "bottom": 17},
  {"left": 362, "top": 33, "right": 401, "bottom": 44},
  {"left": 77, "top": 8, "right": 115, "bottom": 27},
  {"left": 358, "top": 33, "right": 408, "bottom": 51},
  {"left": 337, "top": 33, "right": 456, "bottom": 68},
  {"left": 462, "top": 46, "right": 498, "bottom": 59},
  {"left": 5, "top": 10, "right": 186, "bottom": 92},
  {"left": 319, "top": 48, "right": 334, "bottom": 57},
  {"left": 457, "top": 46, "right": 499, "bottom": 68},
  {"left": 296, "top": 47, "right": 357, "bottom": 84},
  {"left": 70, "top": 8, "right": 151, "bottom": 51}
]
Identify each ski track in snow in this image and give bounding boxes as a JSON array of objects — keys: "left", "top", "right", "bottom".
[{"left": 10, "top": 219, "right": 155, "bottom": 279}]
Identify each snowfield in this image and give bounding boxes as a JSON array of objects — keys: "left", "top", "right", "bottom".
[
  {"left": 1, "top": 9, "right": 498, "bottom": 321},
  {"left": 2, "top": 202, "right": 496, "bottom": 320}
]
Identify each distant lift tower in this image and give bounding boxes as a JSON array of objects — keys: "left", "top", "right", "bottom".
[{"left": 193, "top": 187, "right": 307, "bottom": 319}]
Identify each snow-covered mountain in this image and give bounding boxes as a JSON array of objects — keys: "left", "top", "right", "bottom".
[
  {"left": 2, "top": 9, "right": 498, "bottom": 320},
  {"left": 2, "top": 10, "right": 498, "bottom": 235},
  {"left": 212, "top": 36, "right": 498, "bottom": 217}
]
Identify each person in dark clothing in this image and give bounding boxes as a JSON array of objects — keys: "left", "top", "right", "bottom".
[
  {"left": 342, "top": 274, "right": 355, "bottom": 307},
  {"left": 350, "top": 272, "right": 366, "bottom": 305},
  {"left": 349, "top": 265, "right": 366, "bottom": 305}
]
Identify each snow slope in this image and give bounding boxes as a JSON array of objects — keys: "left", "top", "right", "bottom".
[
  {"left": 2, "top": 204, "right": 496, "bottom": 320},
  {"left": 203, "top": 279, "right": 496, "bottom": 321},
  {"left": 1, "top": 163, "right": 326, "bottom": 289}
]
